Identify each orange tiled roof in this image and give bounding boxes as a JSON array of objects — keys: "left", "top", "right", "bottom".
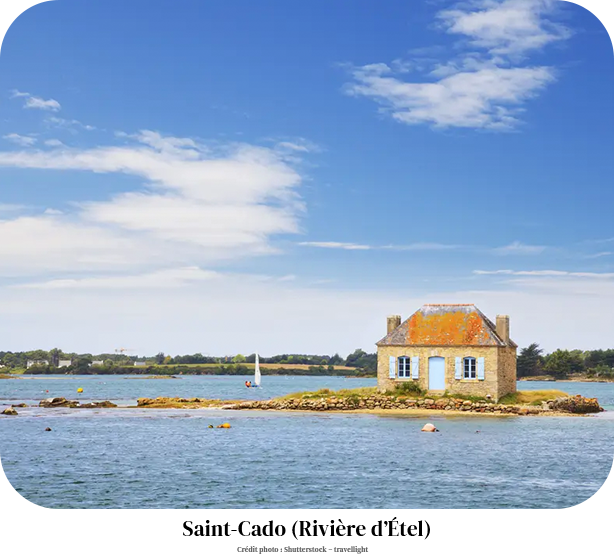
[{"left": 377, "top": 304, "right": 513, "bottom": 347}]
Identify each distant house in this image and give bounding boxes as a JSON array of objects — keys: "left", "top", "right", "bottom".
[
  {"left": 376, "top": 304, "right": 517, "bottom": 401},
  {"left": 27, "top": 360, "right": 49, "bottom": 368},
  {"left": 134, "top": 361, "right": 147, "bottom": 367},
  {"left": 58, "top": 360, "right": 72, "bottom": 368},
  {"left": 92, "top": 360, "right": 104, "bottom": 366}
]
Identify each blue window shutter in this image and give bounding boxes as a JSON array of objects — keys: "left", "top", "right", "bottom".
[
  {"left": 411, "top": 356, "right": 419, "bottom": 379},
  {"left": 477, "top": 357, "right": 485, "bottom": 380},
  {"left": 389, "top": 356, "right": 396, "bottom": 379},
  {"left": 455, "top": 357, "right": 462, "bottom": 379}
]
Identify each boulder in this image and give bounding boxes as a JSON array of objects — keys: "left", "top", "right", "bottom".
[
  {"left": 11, "top": 403, "right": 27, "bottom": 408},
  {"left": 549, "top": 395, "right": 602, "bottom": 414},
  {"left": 77, "top": 401, "right": 117, "bottom": 409},
  {"left": 39, "top": 397, "right": 80, "bottom": 408},
  {"left": 2, "top": 407, "right": 18, "bottom": 416},
  {"left": 45, "top": 427, "right": 52, "bottom": 432},
  {"left": 421, "top": 423, "right": 438, "bottom": 432}
]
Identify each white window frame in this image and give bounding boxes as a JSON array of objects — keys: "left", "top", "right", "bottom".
[
  {"left": 463, "top": 357, "right": 477, "bottom": 380},
  {"left": 398, "top": 356, "right": 411, "bottom": 378}
]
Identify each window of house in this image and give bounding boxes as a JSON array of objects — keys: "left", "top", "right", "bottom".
[
  {"left": 463, "top": 357, "right": 476, "bottom": 379},
  {"left": 398, "top": 356, "right": 411, "bottom": 378}
]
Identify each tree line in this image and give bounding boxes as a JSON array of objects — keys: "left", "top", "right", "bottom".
[
  {"left": 0, "top": 348, "right": 378, "bottom": 374},
  {"left": 518, "top": 344, "right": 614, "bottom": 379},
  {"left": 3, "top": 346, "right": 612, "bottom": 379}
]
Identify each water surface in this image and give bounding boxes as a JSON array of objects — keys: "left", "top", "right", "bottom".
[{"left": 1, "top": 376, "right": 613, "bottom": 509}]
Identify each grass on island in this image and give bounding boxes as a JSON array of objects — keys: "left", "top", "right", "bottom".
[
  {"left": 275, "top": 384, "right": 569, "bottom": 407},
  {"left": 499, "top": 390, "right": 569, "bottom": 406},
  {"left": 277, "top": 387, "right": 378, "bottom": 401},
  {"left": 0, "top": 374, "right": 16, "bottom": 379}
]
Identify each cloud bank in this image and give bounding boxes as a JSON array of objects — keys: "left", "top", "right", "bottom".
[{"left": 0, "top": 130, "right": 309, "bottom": 275}]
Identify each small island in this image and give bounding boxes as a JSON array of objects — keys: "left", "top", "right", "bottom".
[{"left": 132, "top": 387, "right": 603, "bottom": 416}]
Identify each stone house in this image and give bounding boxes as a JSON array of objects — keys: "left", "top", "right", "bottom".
[{"left": 377, "top": 304, "right": 517, "bottom": 401}]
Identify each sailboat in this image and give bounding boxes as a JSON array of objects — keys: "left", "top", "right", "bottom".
[{"left": 252, "top": 353, "right": 262, "bottom": 388}]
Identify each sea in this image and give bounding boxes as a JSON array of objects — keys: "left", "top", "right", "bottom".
[{"left": 1, "top": 375, "right": 613, "bottom": 509}]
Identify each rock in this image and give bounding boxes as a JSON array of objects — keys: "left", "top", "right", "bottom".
[
  {"left": 421, "top": 423, "right": 438, "bottom": 432},
  {"left": 11, "top": 403, "right": 27, "bottom": 408},
  {"left": 77, "top": 401, "right": 117, "bottom": 409},
  {"left": 2, "top": 407, "right": 18, "bottom": 416},
  {"left": 549, "top": 396, "right": 602, "bottom": 414},
  {"left": 45, "top": 427, "right": 52, "bottom": 432},
  {"left": 39, "top": 397, "right": 80, "bottom": 408}
]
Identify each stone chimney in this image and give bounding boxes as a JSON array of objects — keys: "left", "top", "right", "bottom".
[
  {"left": 387, "top": 315, "right": 401, "bottom": 335},
  {"left": 496, "top": 315, "right": 510, "bottom": 345}
]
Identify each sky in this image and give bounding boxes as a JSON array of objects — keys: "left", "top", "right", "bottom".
[{"left": 0, "top": 0, "right": 612, "bottom": 356}]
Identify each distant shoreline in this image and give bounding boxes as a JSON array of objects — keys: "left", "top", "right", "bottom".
[
  {"left": 519, "top": 376, "right": 614, "bottom": 383},
  {"left": 2, "top": 364, "right": 375, "bottom": 378}
]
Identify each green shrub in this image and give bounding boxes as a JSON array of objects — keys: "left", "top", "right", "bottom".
[{"left": 392, "top": 381, "right": 423, "bottom": 396}]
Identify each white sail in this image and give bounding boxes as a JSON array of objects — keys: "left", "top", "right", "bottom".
[{"left": 254, "top": 353, "right": 261, "bottom": 386}]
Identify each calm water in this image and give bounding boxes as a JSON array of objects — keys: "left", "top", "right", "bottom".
[{"left": 1, "top": 376, "right": 613, "bottom": 509}]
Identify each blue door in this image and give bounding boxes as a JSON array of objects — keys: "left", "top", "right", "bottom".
[{"left": 428, "top": 357, "right": 446, "bottom": 391}]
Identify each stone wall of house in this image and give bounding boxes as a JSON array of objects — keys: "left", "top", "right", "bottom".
[
  {"left": 497, "top": 345, "right": 517, "bottom": 399},
  {"left": 377, "top": 345, "right": 505, "bottom": 400}
]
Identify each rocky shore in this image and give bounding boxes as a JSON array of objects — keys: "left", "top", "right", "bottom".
[
  {"left": 136, "top": 397, "right": 234, "bottom": 408},
  {"left": 1, "top": 394, "right": 602, "bottom": 416},
  {"left": 39, "top": 397, "right": 118, "bottom": 409},
  {"left": 226, "top": 393, "right": 603, "bottom": 415}
]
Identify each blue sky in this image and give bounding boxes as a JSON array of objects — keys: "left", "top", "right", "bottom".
[{"left": 0, "top": 0, "right": 612, "bottom": 355}]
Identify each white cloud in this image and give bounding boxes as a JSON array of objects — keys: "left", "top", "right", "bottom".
[
  {"left": 277, "top": 142, "right": 311, "bottom": 152},
  {"left": 299, "top": 241, "right": 373, "bottom": 250},
  {"left": 439, "top": 0, "right": 571, "bottom": 57},
  {"left": 474, "top": 269, "right": 614, "bottom": 278},
  {"left": 299, "top": 241, "right": 461, "bottom": 251},
  {"left": 44, "top": 139, "right": 65, "bottom": 147},
  {"left": 585, "top": 252, "right": 612, "bottom": 259},
  {"left": 11, "top": 90, "right": 61, "bottom": 111},
  {"left": 15, "top": 266, "right": 221, "bottom": 290},
  {"left": 347, "top": 57, "right": 554, "bottom": 130},
  {"left": 45, "top": 117, "right": 96, "bottom": 131},
  {"left": 0, "top": 216, "right": 156, "bottom": 275},
  {"left": 491, "top": 240, "right": 546, "bottom": 254},
  {"left": 344, "top": 0, "right": 568, "bottom": 130},
  {"left": 0, "top": 131, "right": 310, "bottom": 276},
  {"left": 0, "top": 203, "right": 26, "bottom": 213},
  {"left": 3, "top": 133, "right": 37, "bottom": 147}
]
